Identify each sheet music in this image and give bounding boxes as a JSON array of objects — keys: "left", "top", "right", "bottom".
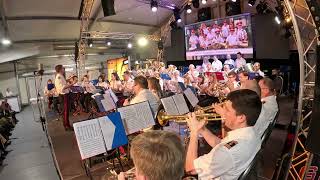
[
  {"left": 73, "top": 119, "right": 106, "bottom": 160},
  {"left": 118, "top": 102, "right": 155, "bottom": 135},
  {"left": 173, "top": 94, "right": 189, "bottom": 115},
  {"left": 105, "top": 89, "right": 118, "bottom": 103},
  {"left": 102, "top": 94, "right": 116, "bottom": 111},
  {"left": 134, "top": 101, "right": 155, "bottom": 128},
  {"left": 161, "top": 97, "right": 179, "bottom": 115},
  {"left": 97, "top": 116, "right": 115, "bottom": 150},
  {"left": 184, "top": 88, "right": 199, "bottom": 107}
]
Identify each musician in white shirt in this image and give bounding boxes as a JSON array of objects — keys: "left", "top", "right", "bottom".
[
  {"left": 211, "top": 56, "right": 223, "bottom": 72},
  {"left": 236, "top": 22, "right": 248, "bottom": 42},
  {"left": 187, "top": 64, "right": 199, "bottom": 82},
  {"left": 185, "top": 89, "right": 262, "bottom": 180},
  {"left": 221, "top": 21, "right": 230, "bottom": 39},
  {"left": 253, "top": 62, "right": 265, "bottom": 77},
  {"left": 235, "top": 52, "right": 246, "bottom": 69},
  {"left": 54, "top": 65, "right": 73, "bottom": 130},
  {"left": 96, "top": 75, "right": 109, "bottom": 90},
  {"left": 224, "top": 54, "right": 235, "bottom": 69},
  {"left": 126, "top": 76, "right": 160, "bottom": 116},
  {"left": 122, "top": 71, "right": 134, "bottom": 97},
  {"left": 255, "top": 78, "right": 279, "bottom": 138}
]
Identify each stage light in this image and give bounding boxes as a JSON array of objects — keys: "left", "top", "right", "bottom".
[
  {"left": 173, "top": 8, "right": 181, "bottom": 23},
  {"left": 185, "top": 4, "right": 192, "bottom": 14},
  {"left": 202, "top": 0, "right": 207, "bottom": 4},
  {"left": 248, "top": 0, "right": 256, "bottom": 6},
  {"left": 138, "top": 37, "right": 148, "bottom": 47},
  {"left": 192, "top": 0, "right": 200, "bottom": 8},
  {"left": 1, "top": 38, "right": 11, "bottom": 46},
  {"left": 232, "top": 0, "right": 237, "bottom": 2},
  {"left": 151, "top": 0, "right": 158, "bottom": 12},
  {"left": 87, "top": 39, "right": 93, "bottom": 47},
  {"left": 128, "top": 42, "right": 133, "bottom": 49},
  {"left": 285, "top": 16, "right": 291, "bottom": 23},
  {"left": 107, "top": 41, "right": 111, "bottom": 46},
  {"left": 275, "top": 16, "right": 281, "bottom": 25}
]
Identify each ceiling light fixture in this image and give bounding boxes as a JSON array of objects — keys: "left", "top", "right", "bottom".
[
  {"left": 128, "top": 42, "right": 133, "bottom": 49},
  {"left": 202, "top": 0, "right": 207, "bottom": 4},
  {"left": 107, "top": 42, "right": 111, "bottom": 46},
  {"left": 151, "top": 0, "right": 158, "bottom": 12},
  {"left": 1, "top": 38, "right": 11, "bottom": 46},
  {"left": 248, "top": 0, "right": 256, "bottom": 6},
  {"left": 275, "top": 16, "right": 281, "bottom": 25},
  {"left": 138, "top": 37, "right": 148, "bottom": 47},
  {"left": 173, "top": 8, "right": 181, "bottom": 23},
  {"left": 185, "top": 4, "right": 192, "bottom": 14}
]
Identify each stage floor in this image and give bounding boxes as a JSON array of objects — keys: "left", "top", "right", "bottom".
[{"left": 46, "top": 111, "right": 132, "bottom": 180}]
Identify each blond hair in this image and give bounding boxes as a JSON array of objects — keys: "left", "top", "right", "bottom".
[{"left": 130, "top": 130, "right": 185, "bottom": 180}]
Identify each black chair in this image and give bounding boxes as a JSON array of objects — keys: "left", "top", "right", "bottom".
[
  {"left": 260, "top": 110, "right": 280, "bottom": 148},
  {"left": 237, "top": 149, "right": 263, "bottom": 180}
]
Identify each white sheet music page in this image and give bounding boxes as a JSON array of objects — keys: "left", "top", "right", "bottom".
[
  {"left": 134, "top": 101, "right": 155, "bottom": 128},
  {"left": 102, "top": 94, "right": 116, "bottom": 111},
  {"left": 173, "top": 94, "right": 190, "bottom": 115},
  {"left": 184, "top": 88, "right": 199, "bottom": 107},
  {"left": 97, "top": 116, "right": 115, "bottom": 150},
  {"left": 118, "top": 106, "right": 140, "bottom": 135},
  {"left": 105, "top": 89, "right": 118, "bottom": 103},
  {"left": 118, "top": 101, "right": 156, "bottom": 135},
  {"left": 161, "top": 97, "right": 179, "bottom": 115},
  {"left": 73, "top": 119, "right": 106, "bottom": 160}
]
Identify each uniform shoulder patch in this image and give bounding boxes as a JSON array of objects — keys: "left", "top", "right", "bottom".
[{"left": 224, "top": 140, "right": 238, "bottom": 149}]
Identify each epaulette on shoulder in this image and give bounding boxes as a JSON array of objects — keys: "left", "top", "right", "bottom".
[{"left": 224, "top": 140, "right": 238, "bottom": 149}]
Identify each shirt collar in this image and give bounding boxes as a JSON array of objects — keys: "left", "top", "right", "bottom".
[
  {"left": 262, "top": 95, "right": 276, "bottom": 102},
  {"left": 226, "top": 127, "right": 256, "bottom": 141}
]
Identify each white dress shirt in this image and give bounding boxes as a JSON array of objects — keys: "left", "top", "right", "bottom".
[
  {"left": 55, "top": 74, "right": 69, "bottom": 95},
  {"left": 235, "top": 58, "right": 246, "bottom": 68},
  {"left": 130, "top": 89, "right": 160, "bottom": 116},
  {"left": 224, "top": 59, "right": 235, "bottom": 68},
  {"left": 123, "top": 78, "right": 134, "bottom": 97},
  {"left": 254, "top": 95, "right": 279, "bottom": 138},
  {"left": 194, "top": 127, "right": 261, "bottom": 180},
  {"left": 212, "top": 60, "right": 223, "bottom": 72}
]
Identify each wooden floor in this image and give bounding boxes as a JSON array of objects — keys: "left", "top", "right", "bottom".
[{"left": 46, "top": 95, "right": 295, "bottom": 180}]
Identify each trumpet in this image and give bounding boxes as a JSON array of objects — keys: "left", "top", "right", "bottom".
[
  {"left": 157, "top": 109, "right": 223, "bottom": 126},
  {"left": 194, "top": 101, "right": 226, "bottom": 113}
]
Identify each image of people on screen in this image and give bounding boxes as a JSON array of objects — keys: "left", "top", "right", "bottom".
[{"left": 185, "top": 16, "right": 251, "bottom": 51}]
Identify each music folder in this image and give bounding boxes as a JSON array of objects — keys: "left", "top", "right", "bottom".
[
  {"left": 118, "top": 101, "right": 155, "bottom": 135},
  {"left": 184, "top": 88, "right": 199, "bottom": 107},
  {"left": 73, "top": 112, "right": 128, "bottom": 160},
  {"left": 161, "top": 94, "right": 189, "bottom": 115}
]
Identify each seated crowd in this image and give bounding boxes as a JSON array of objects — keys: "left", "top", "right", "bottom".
[
  {"left": 45, "top": 52, "right": 279, "bottom": 179},
  {"left": 0, "top": 98, "right": 18, "bottom": 165}
]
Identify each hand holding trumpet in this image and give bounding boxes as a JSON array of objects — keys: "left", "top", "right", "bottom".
[{"left": 186, "top": 112, "right": 208, "bottom": 135}]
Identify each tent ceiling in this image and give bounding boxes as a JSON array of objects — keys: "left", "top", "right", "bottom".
[{"left": 2, "top": 0, "right": 185, "bottom": 42}]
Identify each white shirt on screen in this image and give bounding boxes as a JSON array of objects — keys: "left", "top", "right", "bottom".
[
  {"left": 189, "top": 35, "right": 199, "bottom": 50},
  {"left": 194, "top": 127, "right": 261, "bottom": 180},
  {"left": 254, "top": 95, "right": 278, "bottom": 138},
  {"left": 237, "top": 28, "right": 247, "bottom": 41},
  {"left": 235, "top": 58, "right": 247, "bottom": 68},
  {"left": 226, "top": 34, "right": 239, "bottom": 46},
  {"left": 222, "top": 25, "right": 229, "bottom": 38}
]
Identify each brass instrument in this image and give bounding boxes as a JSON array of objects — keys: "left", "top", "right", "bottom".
[
  {"left": 109, "top": 167, "right": 136, "bottom": 180},
  {"left": 157, "top": 109, "right": 223, "bottom": 126},
  {"left": 194, "top": 102, "right": 226, "bottom": 113}
]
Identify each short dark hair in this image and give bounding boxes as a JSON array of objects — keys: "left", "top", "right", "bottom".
[
  {"left": 261, "top": 77, "right": 275, "bottom": 91},
  {"left": 239, "top": 71, "right": 249, "bottom": 77},
  {"left": 237, "top": 52, "right": 242, "bottom": 56},
  {"left": 226, "top": 89, "right": 262, "bottom": 126},
  {"left": 228, "top": 71, "right": 237, "bottom": 77},
  {"left": 55, "top": 65, "right": 63, "bottom": 73},
  {"left": 98, "top": 75, "right": 105, "bottom": 81},
  {"left": 134, "top": 76, "right": 148, "bottom": 89}
]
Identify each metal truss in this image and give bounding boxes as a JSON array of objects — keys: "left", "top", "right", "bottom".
[
  {"left": 284, "top": 0, "right": 319, "bottom": 178},
  {"left": 77, "top": 0, "right": 95, "bottom": 78}
]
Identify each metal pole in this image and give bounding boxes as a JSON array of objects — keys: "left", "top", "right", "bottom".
[{"left": 13, "top": 61, "right": 22, "bottom": 110}]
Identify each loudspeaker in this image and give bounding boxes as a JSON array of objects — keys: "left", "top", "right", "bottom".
[
  {"left": 306, "top": 45, "right": 320, "bottom": 155},
  {"left": 165, "top": 28, "right": 185, "bottom": 62},
  {"left": 101, "top": 0, "right": 116, "bottom": 17},
  {"left": 198, "top": 7, "right": 211, "bottom": 22},
  {"left": 225, "top": 1, "right": 241, "bottom": 16}
]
